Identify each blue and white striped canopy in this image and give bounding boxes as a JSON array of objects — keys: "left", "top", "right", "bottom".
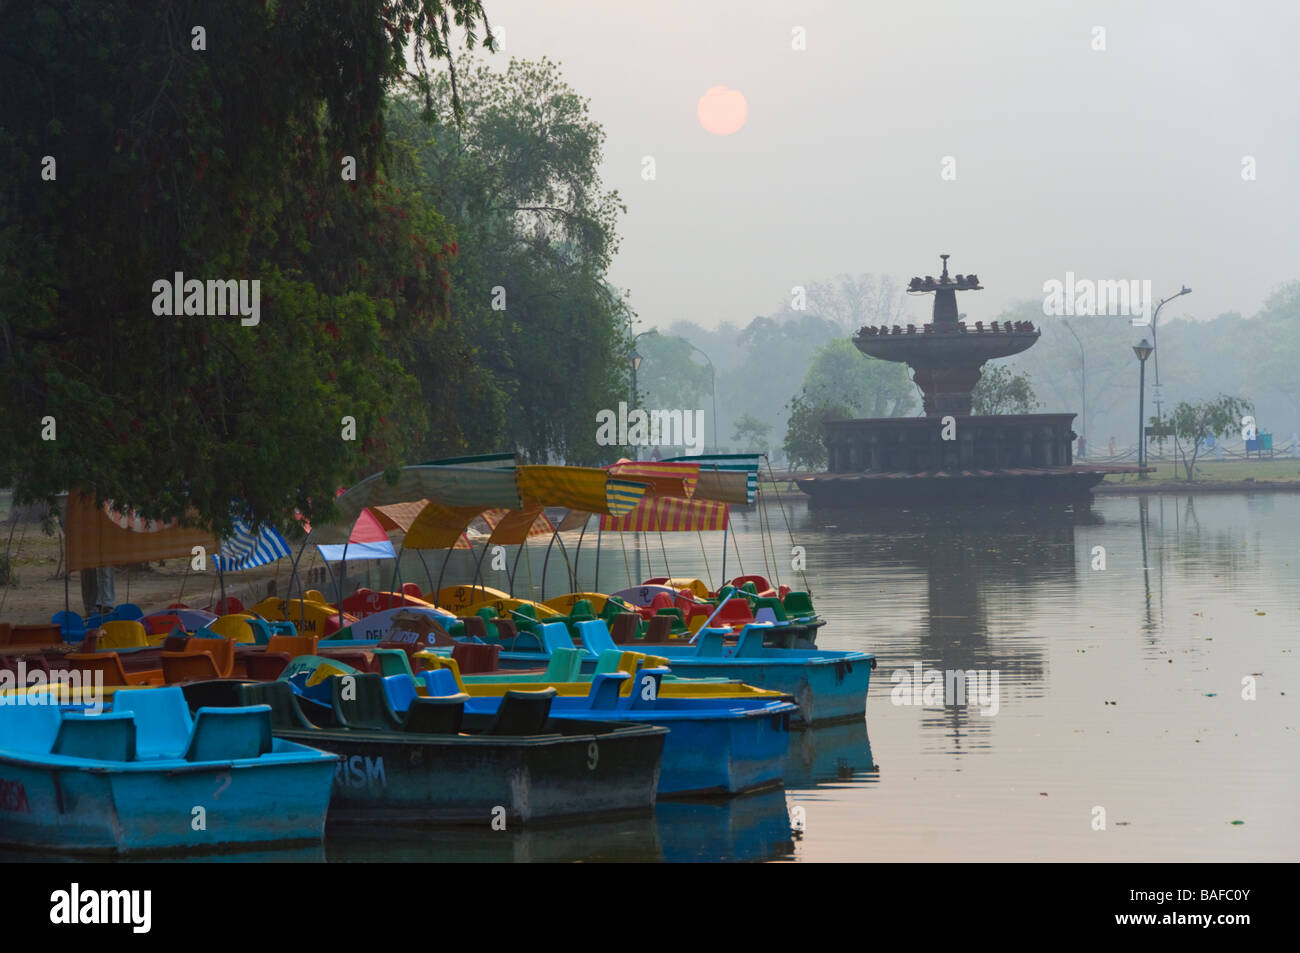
[{"left": 214, "top": 517, "right": 291, "bottom": 572}]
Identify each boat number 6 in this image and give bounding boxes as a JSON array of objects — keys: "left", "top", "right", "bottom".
[{"left": 586, "top": 741, "right": 599, "bottom": 771}]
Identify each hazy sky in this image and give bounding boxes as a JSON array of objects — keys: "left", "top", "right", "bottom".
[{"left": 471, "top": 0, "right": 1299, "bottom": 330}]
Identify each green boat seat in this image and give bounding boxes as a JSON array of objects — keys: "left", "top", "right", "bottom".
[
  {"left": 575, "top": 619, "right": 617, "bottom": 657},
  {"left": 570, "top": 600, "right": 595, "bottom": 619},
  {"left": 330, "top": 672, "right": 404, "bottom": 732},
  {"left": 373, "top": 647, "right": 415, "bottom": 679},
  {"left": 783, "top": 591, "right": 815, "bottom": 615},
  {"left": 184, "top": 706, "right": 273, "bottom": 762},
  {"left": 541, "top": 647, "right": 584, "bottom": 682},
  {"left": 446, "top": 621, "right": 466, "bottom": 639},
  {"left": 113, "top": 686, "right": 194, "bottom": 758},
  {"left": 476, "top": 606, "right": 499, "bottom": 622},
  {"left": 381, "top": 674, "right": 420, "bottom": 714},
  {"left": 754, "top": 597, "right": 789, "bottom": 622},
  {"left": 741, "top": 582, "right": 758, "bottom": 596},
  {"left": 419, "top": 668, "right": 462, "bottom": 697},
  {"left": 53, "top": 711, "right": 137, "bottom": 762},
  {"left": 587, "top": 672, "right": 629, "bottom": 710},
  {"left": 237, "top": 680, "right": 319, "bottom": 731},
  {"left": 593, "top": 649, "right": 628, "bottom": 675},
  {"left": 402, "top": 694, "right": 469, "bottom": 734},
  {"left": 484, "top": 688, "right": 557, "bottom": 736}
]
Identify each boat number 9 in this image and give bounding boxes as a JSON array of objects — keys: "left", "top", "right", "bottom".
[{"left": 586, "top": 741, "right": 599, "bottom": 771}]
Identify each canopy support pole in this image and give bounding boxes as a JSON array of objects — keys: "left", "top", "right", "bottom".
[
  {"left": 572, "top": 514, "right": 589, "bottom": 593},
  {"left": 593, "top": 524, "right": 603, "bottom": 594}
]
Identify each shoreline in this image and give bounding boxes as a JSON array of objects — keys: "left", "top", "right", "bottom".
[{"left": 1093, "top": 480, "right": 1300, "bottom": 495}]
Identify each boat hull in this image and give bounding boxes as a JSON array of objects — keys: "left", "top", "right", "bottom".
[
  {"left": 0, "top": 750, "right": 336, "bottom": 855},
  {"left": 275, "top": 719, "right": 666, "bottom": 826}
]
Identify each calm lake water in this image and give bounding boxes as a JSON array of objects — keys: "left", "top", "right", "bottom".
[
  {"left": 324, "top": 491, "right": 1298, "bottom": 862},
  {"left": 13, "top": 492, "right": 1296, "bottom": 863}
]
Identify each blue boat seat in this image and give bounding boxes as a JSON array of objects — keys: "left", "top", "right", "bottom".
[
  {"left": 732, "top": 625, "right": 771, "bottom": 658},
  {"left": 576, "top": 620, "right": 617, "bottom": 657},
  {"left": 244, "top": 617, "right": 273, "bottom": 645},
  {"left": 693, "top": 628, "right": 728, "bottom": 656},
  {"left": 541, "top": 647, "right": 583, "bottom": 681},
  {"left": 330, "top": 673, "right": 404, "bottom": 732},
  {"left": 0, "top": 703, "right": 63, "bottom": 754},
  {"left": 539, "top": 621, "right": 577, "bottom": 654},
  {"left": 587, "top": 672, "right": 630, "bottom": 710},
  {"left": 51, "top": 610, "right": 86, "bottom": 642},
  {"left": 185, "top": 706, "right": 273, "bottom": 761},
  {"left": 113, "top": 686, "right": 193, "bottom": 758},
  {"left": 53, "top": 711, "right": 137, "bottom": 762},
  {"left": 485, "top": 688, "right": 557, "bottom": 736},
  {"left": 626, "top": 668, "right": 669, "bottom": 710},
  {"left": 419, "top": 668, "right": 463, "bottom": 697},
  {"left": 382, "top": 674, "right": 420, "bottom": 714},
  {"left": 754, "top": 607, "right": 780, "bottom": 626},
  {"left": 402, "top": 694, "right": 469, "bottom": 734},
  {"left": 113, "top": 603, "right": 145, "bottom": 621}
]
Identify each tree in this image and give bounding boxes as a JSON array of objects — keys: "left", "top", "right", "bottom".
[
  {"left": 0, "top": 1, "right": 495, "bottom": 536},
  {"left": 635, "top": 334, "right": 712, "bottom": 411},
  {"left": 390, "top": 57, "right": 632, "bottom": 464},
  {"left": 972, "top": 365, "right": 1040, "bottom": 415},
  {"left": 800, "top": 339, "right": 916, "bottom": 418},
  {"left": 1169, "top": 395, "right": 1254, "bottom": 481},
  {"left": 732, "top": 414, "right": 771, "bottom": 454},
  {"left": 783, "top": 395, "right": 852, "bottom": 471}
]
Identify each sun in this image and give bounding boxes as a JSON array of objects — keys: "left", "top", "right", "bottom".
[{"left": 697, "top": 86, "right": 748, "bottom": 135}]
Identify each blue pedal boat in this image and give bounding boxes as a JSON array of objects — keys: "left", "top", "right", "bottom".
[
  {"left": 0, "top": 687, "right": 337, "bottom": 855},
  {"left": 388, "top": 667, "right": 798, "bottom": 798},
  {"left": 179, "top": 676, "right": 668, "bottom": 826},
  {"left": 464, "top": 620, "right": 875, "bottom": 726}
]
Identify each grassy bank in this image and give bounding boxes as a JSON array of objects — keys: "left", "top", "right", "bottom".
[{"left": 1102, "top": 457, "right": 1300, "bottom": 485}]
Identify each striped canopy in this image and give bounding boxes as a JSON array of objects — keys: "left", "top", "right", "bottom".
[
  {"left": 599, "top": 497, "right": 730, "bottom": 533},
  {"left": 215, "top": 517, "right": 291, "bottom": 572}
]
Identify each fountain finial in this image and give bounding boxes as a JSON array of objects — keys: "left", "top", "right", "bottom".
[{"left": 940, "top": 254, "right": 950, "bottom": 281}]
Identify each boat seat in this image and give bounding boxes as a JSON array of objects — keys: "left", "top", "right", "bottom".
[
  {"left": 458, "top": 616, "right": 490, "bottom": 641},
  {"left": 712, "top": 599, "right": 755, "bottom": 626},
  {"left": 593, "top": 649, "right": 630, "bottom": 676},
  {"left": 51, "top": 610, "right": 86, "bottom": 642},
  {"left": 209, "top": 615, "right": 257, "bottom": 644},
  {"left": 161, "top": 633, "right": 190, "bottom": 652},
  {"left": 97, "top": 620, "right": 150, "bottom": 650},
  {"left": 161, "top": 650, "right": 225, "bottom": 683},
  {"left": 64, "top": 652, "right": 155, "bottom": 686},
  {"left": 484, "top": 688, "right": 557, "bottom": 736},
  {"left": 732, "top": 624, "right": 771, "bottom": 657},
  {"left": 539, "top": 621, "right": 577, "bottom": 653},
  {"left": 609, "top": 612, "right": 640, "bottom": 644},
  {"left": 144, "top": 614, "right": 185, "bottom": 637},
  {"left": 373, "top": 647, "right": 415, "bottom": 679},
  {"left": 419, "top": 667, "right": 464, "bottom": 697},
  {"left": 53, "top": 711, "right": 137, "bottom": 762},
  {"left": 180, "top": 679, "right": 248, "bottom": 712},
  {"left": 113, "top": 686, "right": 194, "bottom": 758},
  {"left": 317, "top": 650, "right": 376, "bottom": 673},
  {"left": 492, "top": 618, "right": 519, "bottom": 642},
  {"left": 754, "top": 597, "right": 789, "bottom": 622},
  {"left": 575, "top": 620, "right": 617, "bottom": 657},
  {"left": 642, "top": 615, "right": 675, "bottom": 643},
  {"left": 540, "top": 647, "right": 583, "bottom": 682},
  {"left": 451, "top": 641, "right": 499, "bottom": 675},
  {"left": 330, "top": 672, "right": 404, "bottom": 732},
  {"left": 237, "top": 681, "right": 319, "bottom": 732},
  {"left": 265, "top": 635, "right": 319, "bottom": 660},
  {"left": 692, "top": 628, "right": 728, "bottom": 656},
  {"left": 587, "top": 672, "right": 630, "bottom": 710},
  {"left": 754, "top": 607, "right": 780, "bottom": 626},
  {"left": 783, "top": 591, "right": 815, "bottom": 615},
  {"left": 0, "top": 703, "right": 63, "bottom": 754},
  {"left": 245, "top": 652, "right": 291, "bottom": 680},
  {"left": 382, "top": 674, "right": 420, "bottom": 714},
  {"left": 185, "top": 706, "right": 274, "bottom": 761},
  {"left": 654, "top": 607, "right": 685, "bottom": 627},
  {"left": 402, "top": 695, "right": 469, "bottom": 734}
]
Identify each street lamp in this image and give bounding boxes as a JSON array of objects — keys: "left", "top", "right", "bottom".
[
  {"left": 1062, "top": 319, "right": 1086, "bottom": 457},
  {"left": 1149, "top": 285, "right": 1191, "bottom": 430},
  {"left": 682, "top": 341, "right": 718, "bottom": 453},
  {"left": 1133, "top": 338, "right": 1153, "bottom": 479}
]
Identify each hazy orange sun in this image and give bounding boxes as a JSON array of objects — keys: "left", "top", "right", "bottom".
[{"left": 697, "top": 86, "right": 748, "bottom": 135}]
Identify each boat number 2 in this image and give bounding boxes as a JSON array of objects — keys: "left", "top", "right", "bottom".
[{"left": 586, "top": 742, "right": 599, "bottom": 771}]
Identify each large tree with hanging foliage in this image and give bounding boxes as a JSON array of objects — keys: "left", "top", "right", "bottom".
[{"left": 0, "top": 0, "right": 494, "bottom": 535}]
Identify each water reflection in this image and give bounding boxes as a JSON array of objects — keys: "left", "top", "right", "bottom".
[{"left": 783, "top": 720, "right": 877, "bottom": 788}]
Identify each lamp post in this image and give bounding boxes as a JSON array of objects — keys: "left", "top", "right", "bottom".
[
  {"left": 1133, "top": 338, "right": 1153, "bottom": 479},
  {"left": 682, "top": 341, "right": 717, "bottom": 453},
  {"left": 1062, "top": 319, "right": 1086, "bottom": 457},
  {"left": 1149, "top": 285, "right": 1191, "bottom": 445}
]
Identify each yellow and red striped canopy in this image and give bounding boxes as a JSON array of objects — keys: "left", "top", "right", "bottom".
[{"left": 599, "top": 496, "right": 729, "bottom": 533}]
